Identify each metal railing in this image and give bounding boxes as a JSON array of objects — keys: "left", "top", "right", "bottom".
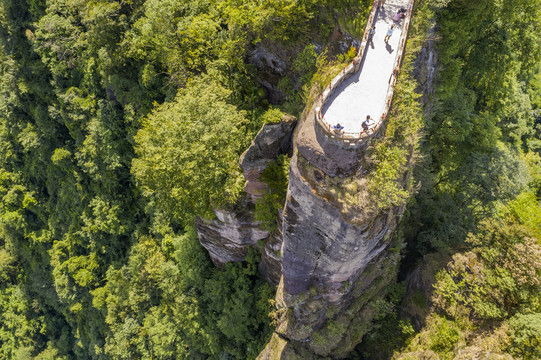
[{"left": 314, "top": 0, "right": 415, "bottom": 145}]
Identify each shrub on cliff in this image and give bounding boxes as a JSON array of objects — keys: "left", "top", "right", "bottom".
[{"left": 255, "top": 155, "right": 290, "bottom": 231}]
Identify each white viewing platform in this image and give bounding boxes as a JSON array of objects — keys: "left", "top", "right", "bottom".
[{"left": 315, "top": 0, "right": 414, "bottom": 144}]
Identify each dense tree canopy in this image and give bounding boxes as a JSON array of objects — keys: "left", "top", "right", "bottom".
[
  {"left": 354, "top": 0, "right": 541, "bottom": 358},
  {"left": 132, "top": 74, "right": 250, "bottom": 223},
  {"left": 0, "top": 0, "right": 377, "bottom": 357},
  {"left": 0, "top": 0, "right": 540, "bottom": 358}
]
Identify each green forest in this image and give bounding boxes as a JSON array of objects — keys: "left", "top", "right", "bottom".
[{"left": 0, "top": 0, "right": 540, "bottom": 359}]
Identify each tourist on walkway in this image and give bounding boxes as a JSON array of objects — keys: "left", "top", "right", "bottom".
[
  {"left": 384, "top": 25, "right": 395, "bottom": 43},
  {"left": 368, "top": 26, "right": 376, "bottom": 46},
  {"left": 379, "top": 0, "right": 386, "bottom": 9},
  {"left": 393, "top": 11, "right": 404, "bottom": 22},
  {"left": 333, "top": 123, "right": 344, "bottom": 135},
  {"left": 362, "top": 116, "right": 371, "bottom": 133}
]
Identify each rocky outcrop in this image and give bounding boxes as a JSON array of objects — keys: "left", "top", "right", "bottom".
[
  {"left": 259, "top": 136, "right": 404, "bottom": 358},
  {"left": 195, "top": 199, "right": 269, "bottom": 266},
  {"left": 250, "top": 45, "right": 288, "bottom": 76},
  {"left": 249, "top": 45, "right": 289, "bottom": 104},
  {"left": 258, "top": 213, "right": 284, "bottom": 286},
  {"left": 239, "top": 115, "right": 297, "bottom": 200},
  {"left": 413, "top": 23, "right": 437, "bottom": 114},
  {"left": 296, "top": 102, "right": 375, "bottom": 177},
  {"left": 281, "top": 152, "right": 397, "bottom": 298},
  {"left": 259, "top": 250, "right": 400, "bottom": 360},
  {"left": 195, "top": 199, "right": 284, "bottom": 285},
  {"left": 258, "top": 41, "right": 411, "bottom": 358},
  {"left": 196, "top": 116, "right": 297, "bottom": 284}
]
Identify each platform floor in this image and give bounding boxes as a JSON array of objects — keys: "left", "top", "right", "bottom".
[{"left": 322, "top": 0, "right": 409, "bottom": 134}]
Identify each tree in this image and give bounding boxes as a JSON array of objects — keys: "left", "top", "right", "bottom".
[
  {"left": 132, "top": 73, "right": 250, "bottom": 223},
  {"left": 434, "top": 219, "right": 541, "bottom": 320}
]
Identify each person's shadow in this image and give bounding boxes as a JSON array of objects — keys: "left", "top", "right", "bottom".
[
  {"left": 377, "top": 7, "right": 388, "bottom": 19},
  {"left": 385, "top": 42, "right": 394, "bottom": 54}
]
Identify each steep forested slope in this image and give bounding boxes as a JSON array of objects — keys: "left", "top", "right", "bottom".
[
  {"left": 0, "top": 0, "right": 368, "bottom": 358},
  {"left": 0, "top": 0, "right": 540, "bottom": 359},
  {"left": 351, "top": 0, "right": 541, "bottom": 359}
]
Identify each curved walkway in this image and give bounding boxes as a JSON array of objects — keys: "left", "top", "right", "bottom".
[{"left": 322, "top": 0, "right": 410, "bottom": 134}]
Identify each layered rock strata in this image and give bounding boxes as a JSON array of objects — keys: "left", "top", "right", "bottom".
[
  {"left": 413, "top": 23, "right": 437, "bottom": 114},
  {"left": 240, "top": 115, "right": 297, "bottom": 200},
  {"left": 258, "top": 103, "right": 406, "bottom": 358},
  {"left": 196, "top": 116, "right": 297, "bottom": 284},
  {"left": 258, "top": 213, "right": 284, "bottom": 287},
  {"left": 196, "top": 200, "right": 269, "bottom": 266},
  {"left": 260, "top": 249, "right": 400, "bottom": 359}
]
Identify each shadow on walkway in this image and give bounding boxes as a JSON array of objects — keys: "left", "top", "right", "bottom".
[{"left": 321, "top": 0, "right": 407, "bottom": 133}]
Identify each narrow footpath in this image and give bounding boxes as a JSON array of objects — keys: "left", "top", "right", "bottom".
[{"left": 322, "top": 0, "right": 410, "bottom": 134}]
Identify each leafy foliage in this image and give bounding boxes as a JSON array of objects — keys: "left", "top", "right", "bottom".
[
  {"left": 508, "top": 313, "right": 541, "bottom": 359},
  {"left": 1, "top": 0, "right": 540, "bottom": 358},
  {"left": 0, "top": 0, "right": 342, "bottom": 357},
  {"left": 364, "top": 0, "right": 541, "bottom": 358},
  {"left": 132, "top": 74, "right": 249, "bottom": 223},
  {"left": 0, "top": 0, "right": 370, "bottom": 357},
  {"left": 433, "top": 220, "right": 541, "bottom": 321},
  {"left": 255, "top": 154, "right": 290, "bottom": 231},
  {"left": 404, "top": 0, "right": 541, "bottom": 253},
  {"left": 100, "top": 230, "right": 273, "bottom": 359}
]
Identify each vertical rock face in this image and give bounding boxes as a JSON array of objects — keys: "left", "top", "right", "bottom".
[
  {"left": 195, "top": 201, "right": 284, "bottom": 285},
  {"left": 195, "top": 200, "right": 270, "bottom": 266},
  {"left": 196, "top": 115, "right": 297, "bottom": 284},
  {"left": 258, "top": 212, "right": 284, "bottom": 286},
  {"left": 258, "top": 101, "right": 406, "bottom": 359},
  {"left": 413, "top": 23, "right": 437, "bottom": 113},
  {"left": 282, "top": 153, "right": 396, "bottom": 299},
  {"left": 240, "top": 115, "right": 297, "bottom": 200}
]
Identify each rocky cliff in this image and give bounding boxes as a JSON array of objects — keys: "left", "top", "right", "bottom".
[
  {"left": 258, "top": 94, "right": 406, "bottom": 358},
  {"left": 240, "top": 115, "right": 297, "bottom": 201},
  {"left": 195, "top": 115, "right": 296, "bottom": 284},
  {"left": 195, "top": 200, "right": 269, "bottom": 266},
  {"left": 196, "top": 6, "right": 429, "bottom": 357}
]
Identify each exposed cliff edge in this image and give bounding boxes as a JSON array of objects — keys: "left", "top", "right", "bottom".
[
  {"left": 240, "top": 115, "right": 297, "bottom": 201},
  {"left": 257, "top": 98, "right": 406, "bottom": 358},
  {"left": 196, "top": 1, "right": 430, "bottom": 356},
  {"left": 258, "top": 1, "right": 429, "bottom": 356},
  {"left": 195, "top": 200, "right": 269, "bottom": 265},
  {"left": 195, "top": 115, "right": 296, "bottom": 284}
]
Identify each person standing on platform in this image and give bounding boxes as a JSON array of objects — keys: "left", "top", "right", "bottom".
[
  {"left": 362, "top": 115, "right": 372, "bottom": 134},
  {"left": 384, "top": 24, "right": 395, "bottom": 43}
]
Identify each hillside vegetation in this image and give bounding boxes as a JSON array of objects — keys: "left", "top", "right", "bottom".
[
  {"left": 0, "top": 0, "right": 369, "bottom": 358},
  {"left": 0, "top": 0, "right": 540, "bottom": 359},
  {"left": 353, "top": 0, "right": 541, "bottom": 359}
]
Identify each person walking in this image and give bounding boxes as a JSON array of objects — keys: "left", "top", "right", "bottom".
[
  {"left": 384, "top": 24, "right": 395, "bottom": 43},
  {"left": 368, "top": 26, "right": 376, "bottom": 46},
  {"left": 379, "top": 0, "right": 386, "bottom": 9}
]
